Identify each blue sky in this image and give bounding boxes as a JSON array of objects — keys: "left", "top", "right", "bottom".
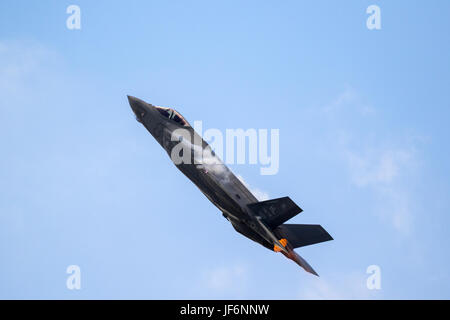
[{"left": 1, "top": 1, "right": 449, "bottom": 299}]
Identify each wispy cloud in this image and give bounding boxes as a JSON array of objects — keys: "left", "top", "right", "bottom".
[
  {"left": 318, "top": 86, "right": 420, "bottom": 236},
  {"left": 347, "top": 149, "right": 413, "bottom": 187},
  {"left": 0, "top": 40, "right": 60, "bottom": 98},
  {"left": 298, "top": 272, "right": 381, "bottom": 300},
  {"left": 200, "top": 263, "right": 249, "bottom": 297},
  {"left": 323, "top": 85, "right": 376, "bottom": 116},
  {"left": 236, "top": 174, "right": 269, "bottom": 201},
  {"left": 345, "top": 147, "right": 416, "bottom": 235}
]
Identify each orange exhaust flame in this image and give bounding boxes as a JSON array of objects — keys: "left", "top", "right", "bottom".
[{"left": 274, "top": 238, "right": 287, "bottom": 252}]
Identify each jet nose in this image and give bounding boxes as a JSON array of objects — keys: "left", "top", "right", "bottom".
[
  {"left": 127, "top": 95, "right": 139, "bottom": 111},
  {"left": 127, "top": 95, "right": 149, "bottom": 123},
  {"left": 127, "top": 95, "right": 159, "bottom": 125}
]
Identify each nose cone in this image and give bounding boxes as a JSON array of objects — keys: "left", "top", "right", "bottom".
[
  {"left": 127, "top": 95, "right": 153, "bottom": 123},
  {"left": 127, "top": 95, "right": 141, "bottom": 113}
]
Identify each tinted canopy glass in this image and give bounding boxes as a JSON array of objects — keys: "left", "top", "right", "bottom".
[{"left": 156, "top": 106, "right": 188, "bottom": 126}]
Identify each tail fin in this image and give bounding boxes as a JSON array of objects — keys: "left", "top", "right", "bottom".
[
  {"left": 247, "top": 197, "right": 302, "bottom": 229},
  {"left": 275, "top": 224, "right": 333, "bottom": 249}
]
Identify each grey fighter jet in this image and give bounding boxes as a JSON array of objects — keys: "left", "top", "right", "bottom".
[{"left": 127, "top": 95, "right": 333, "bottom": 276}]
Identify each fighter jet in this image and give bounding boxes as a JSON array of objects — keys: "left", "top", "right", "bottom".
[{"left": 127, "top": 95, "right": 333, "bottom": 275}]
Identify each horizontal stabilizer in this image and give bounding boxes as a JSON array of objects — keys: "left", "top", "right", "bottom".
[
  {"left": 286, "top": 250, "right": 319, "bottom": 276},
  {"left": 275, "top": 224, "right": 333, "bottom": 249},
  {"left": 247, "top": 197, "right": 302, "bottom": 229}
]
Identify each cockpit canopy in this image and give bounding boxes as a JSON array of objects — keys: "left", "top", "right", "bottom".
[{"left": 155, "top": 106, "right": 189, "bottom": 126}]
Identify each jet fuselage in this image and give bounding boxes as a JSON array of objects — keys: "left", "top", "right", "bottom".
[
  {"left": 127, "top": 95, "right": 333, "bottom": 275},
  {"left": 127, "top": 96, "right": 276, "bottom": 251}
]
